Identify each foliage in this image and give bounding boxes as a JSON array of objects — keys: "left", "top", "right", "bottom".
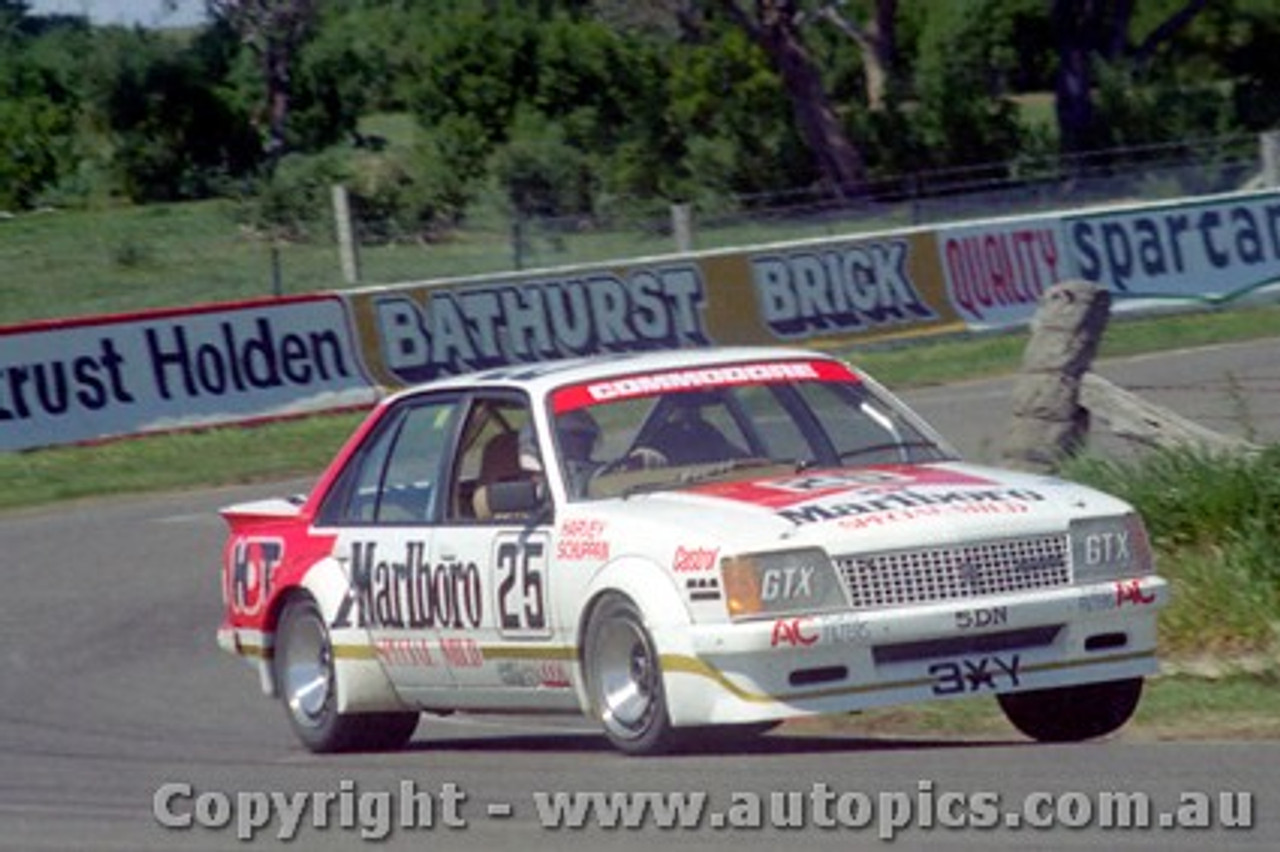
[
  {"left": 94, "top": 30, "right": 261, "bottom": 201},
  {"left": 665, "top": 24, "right": 815, "bottom": 196},
  {"left": 0, "top": 90, "right": 76, "bottom": 209},
  {"left": 490, "top": 107, "right": 593, "bottom": 218},
  {"left": 910, "top": 0, "right": 1024, "bottom": 168},
  {"left": 1092, "top": 61, "right": 1240, "bottom": 150},
  {"left": 241, "top": 149, "right": 349, "bottom": 238},
  {"left": 1064, "top": 446, "right": 1280, "bottom": 653},
  {"left": 0, "top": 0, "right": 1278, "bottom": 217}
]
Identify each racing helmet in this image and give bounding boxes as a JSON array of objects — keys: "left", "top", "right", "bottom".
[{"left": 556, "top": 408, "right": 600, "bottom": 463}]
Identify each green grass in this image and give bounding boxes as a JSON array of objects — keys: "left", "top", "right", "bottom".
[
  {"left": 0, "top": 201, "right": 341, "bottom": 323},
  {"left": 0, "top": 196, "right": 927, "bottom": 327},
  {"left": 841, "top": 302, "right": 1280, "bottom": 387},
  {"left": 1064, "top": 446, "right": 1280, "bottom": 656},
  {"left": 785, "top": 673, "right": 1280, "bottom": 741},
  {"left": 0, "top": 411, "right": 364, "bottom": 510}
]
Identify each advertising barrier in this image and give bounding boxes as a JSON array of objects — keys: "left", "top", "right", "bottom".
[
  {"left": 7, "top": 189, "right": 1280, "bottom": 452},
  {"left": 345, "top": 229, "right": 963, "bottom": 387},
  {"left": 937, "top": 217, "right": 1067, "bottom": 330},
  {"left": 935, "top": 188, "right": 1280, "bottom": 330},
  {"left": 1063, "top": 190, "right": 1280, "bottom": 302},
  {"left": 0, "top": 296, "right": 375, "bottom": 452}
]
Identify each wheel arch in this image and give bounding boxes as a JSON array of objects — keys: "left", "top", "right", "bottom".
[
  {"left": 267, "top": 557, "right": 409, "bottom": 714},
  {"left": 573, "top": 556, "right": 696, "bottom": 719}
]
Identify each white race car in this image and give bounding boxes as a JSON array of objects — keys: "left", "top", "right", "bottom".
[{"left": 218, "top": 347, "right": 1166, "bottom": 755}]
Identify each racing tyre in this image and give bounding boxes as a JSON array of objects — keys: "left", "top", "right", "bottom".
[
  {"left": 997, "top": 678, "right": 1143, "bottom": 743},
  {"left": 583, "top": 594, "right": 680, "bottom": 756},
  {"left": 274, "top": 596, "right": 419, "bottom": 753}
]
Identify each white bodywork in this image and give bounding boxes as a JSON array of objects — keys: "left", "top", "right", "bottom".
[{"left": 219, "top": 347, "right": 1166, "bottom": 734}]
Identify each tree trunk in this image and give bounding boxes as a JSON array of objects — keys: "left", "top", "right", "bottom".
[
  {"left": 265, "top": 41, "right": 292, "bottom": 165},
  {"left": 815, "top": 0, "right": 898, "bottom": 110},
  {"left": 1052, "top": 0, "right": 1102, "bottom": 157},
  {"left": 1052, "top": 0, "right": 1210, "bottom": 156},
  {"left": 723, "top": 0, "right": 867, "bottom": 197}
]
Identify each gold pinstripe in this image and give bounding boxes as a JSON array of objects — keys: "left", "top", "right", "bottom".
[{"left": 660, "top": 649, "right": 1157, "bottom": 705}]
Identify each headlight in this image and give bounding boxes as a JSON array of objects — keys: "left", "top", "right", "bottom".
[
  {"left": 1070, "top": 514, "right": 1153, "bottom": 581},
  {"left": 720, "top": 548, "right": 846, "bottom": 620}
]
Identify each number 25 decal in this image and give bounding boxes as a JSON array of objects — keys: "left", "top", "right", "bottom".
[{"left": 495, "top": 534, "right": 551, "bottom": 637}]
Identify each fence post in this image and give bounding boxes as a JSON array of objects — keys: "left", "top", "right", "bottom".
[
  {"left": 1001, "top": 281, "right": 1111, "bottom": 473},
  {"left": 671, "top": 203, "right": 693, "bottom": 253},
  {"left": 331, "top": 184, "right": 361, "bottom": 285},
  {"left": 270, "top": 243, "right": 283, "bottom": 298},
  {"left": 511, "top": 215, "right": 526, "bottom": 271},
  {"left": 1261, "top": 131, "right": 1280, "bottom": 187}
]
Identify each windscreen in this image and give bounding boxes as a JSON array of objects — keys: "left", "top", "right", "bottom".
[{"left": 548, "top": 359, "right": 952, "bottom": 500}]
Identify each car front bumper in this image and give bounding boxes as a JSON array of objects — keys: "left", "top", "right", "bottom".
[{"left": 657, "top": 574, "right": 1168, "bottom": 726}]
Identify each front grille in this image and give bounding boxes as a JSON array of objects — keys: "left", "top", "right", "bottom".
[{"left": 836, "top": 534, "right": 1071, "bottom": 610}]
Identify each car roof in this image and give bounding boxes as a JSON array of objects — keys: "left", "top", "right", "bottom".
[{"left": 383, "top": 346, "right": 845, "bottom": 403}]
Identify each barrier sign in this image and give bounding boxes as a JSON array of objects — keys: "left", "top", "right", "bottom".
[
  {"left": 938, "top": 220, "right": 1066, "bottom": 329},
  {"left": 346, "top": 230, "right": 964, "bottom": 387},
  {"left": 0, "top": 297, "right": 375, "bottom": 451},
  {"left": 1063, "top": 191, "right": 1280, "bottom": 301}
]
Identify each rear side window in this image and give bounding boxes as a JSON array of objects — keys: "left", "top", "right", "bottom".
[{"left": 318, "top": 398, "right": 461, "bottom": 525}]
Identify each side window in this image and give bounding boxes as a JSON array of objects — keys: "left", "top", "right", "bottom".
[
  {"left": 319, "top": 398, "right": 460, "bottom": 525},
  {"left": 448, "top": 396, "right": 537, "bottom": 522}
]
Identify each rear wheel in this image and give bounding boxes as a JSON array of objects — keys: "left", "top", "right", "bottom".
[
  {"left": 274, "top": 596, "right": 419, "bottom": 752},
  {"left": 998, "top": 678, "right": 1143, "bottom": 743},
  {"left": 583, "top": 594, "right": 680, "bottom": 756}
]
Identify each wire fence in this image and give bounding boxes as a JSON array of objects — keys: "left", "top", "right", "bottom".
[
  {"left": 0, "top": 133, "right": 1271, "bottom": 327},
  {"left": 346, "top": 132, "right": 1263, "bottom": 284}
]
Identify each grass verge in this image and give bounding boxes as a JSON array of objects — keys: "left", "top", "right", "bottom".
[
  {"left": 1063, "top": 445, "right": 1280, "bottom": 656},
  {"left": 0, "top": 411, "right": 364, "bottom": 511},
  {"left": 836, "top": 301, "right": 1280, "bottom": 387},
  {"left": 783, "top": 673, "right": 1280, "bottom": 741}
]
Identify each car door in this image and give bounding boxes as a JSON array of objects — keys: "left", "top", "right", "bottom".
[
  {"left": 432, "top": 392, "right": 563, "bottom": 698},
  {"left": 316, "top": 393, "right": 464, "bottom": 694}
]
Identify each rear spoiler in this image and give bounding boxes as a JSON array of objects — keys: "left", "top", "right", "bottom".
[{"left": 219, "top": 495, "right": 307, "bottom": 528}]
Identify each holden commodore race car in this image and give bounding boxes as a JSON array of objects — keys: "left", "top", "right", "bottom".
[{"left": 218, "top": 346, "right": 1167, "bottom": 755}]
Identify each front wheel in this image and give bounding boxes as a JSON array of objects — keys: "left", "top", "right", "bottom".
[
  {"left": 274, "top": 595, "right": 419, "bottom": 753},
  {"left": 583, "top": 594, "right": 680, "bottom": 756},
  {"left": 998, "top": 678, "right": 1143, "bottom": 743}
]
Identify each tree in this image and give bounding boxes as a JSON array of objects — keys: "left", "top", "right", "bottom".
[
  {"left": 84, "top": 27, "right": 259, "bottom": 202},
  {"left": 813, "top": 0, "right": 898, "bottom": 110},
  {"left": 1052, "top": 0, "right": 1210, "bottom": 155},
  {"left": 711, "top": 0, "right": 868, "bottom": 196},
  {"left": 666, "top": 25, "right": 817, "bottom": 196},
  {"left": 912, "top": 0, "right": 1022, "bottom": 168},
  {"left": 207, "top": 0, "right": 318, "bottom": 165}
]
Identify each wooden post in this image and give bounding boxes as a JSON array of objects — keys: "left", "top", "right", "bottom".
[
  {"left": 331, "top": 184, "right": 361, "bottom": 285},
  {"left": 1262, "top": 130, "right": 1280, "bottom": 188},
  {"left": 270, "top": 243, "right": 283, "bottom": 298},
  {"left": 1001, "top": 281, "right": 1111, "bottom": 473},
  {"left": 511, "top": 215, "right": 526, "bottom": 271},
  {"left": 671, "top": 203, "right": 693, "bottom": 253}
]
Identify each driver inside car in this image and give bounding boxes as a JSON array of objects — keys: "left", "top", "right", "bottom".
[{"left": 519, "top": 409, "right": 606, "bottom": 500}]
